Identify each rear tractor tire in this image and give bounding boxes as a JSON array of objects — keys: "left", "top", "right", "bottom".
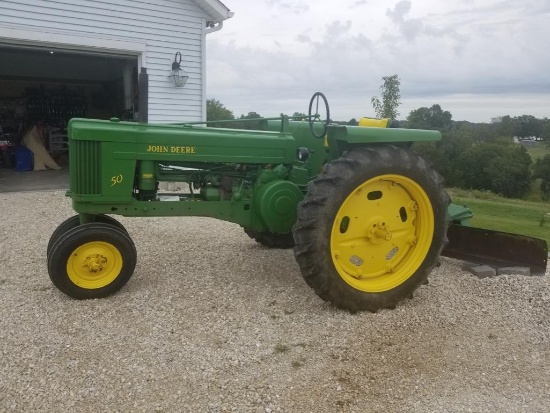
[
  {"left": 244, "top": 229, "right": 295, "bottom": 249},
  {"left": 48, "top": 223, "right": 137, "bottom": 299},
  {"left": 293, "top": 145, "right": 449, "bottom": 312}
]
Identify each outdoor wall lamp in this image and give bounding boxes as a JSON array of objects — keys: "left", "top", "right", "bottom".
[{"left": 169, "top": 52, "right": 189, "bottom": 87}]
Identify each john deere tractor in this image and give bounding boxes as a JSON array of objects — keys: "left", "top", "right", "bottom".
[{"left": 46, "top": 93, "right": 547, "bottom": 312}]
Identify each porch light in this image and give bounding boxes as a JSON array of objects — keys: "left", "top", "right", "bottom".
[{"left": 169, "top": 52, "right": 188, "bottom": 87}]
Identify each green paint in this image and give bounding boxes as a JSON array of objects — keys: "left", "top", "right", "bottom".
[{"left": 67, "top": 116, "right": 446, "bottom": 234}]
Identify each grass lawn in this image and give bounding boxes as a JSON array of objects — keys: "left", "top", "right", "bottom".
[
  {"left": 449, "top": 193, "right": 550, "bottom": 245},
  {"left": 440, "top": 142, "right": 550, "bottom": 246},
  {"left": 525, "top": 141, "right": 550, "bottom": 161}
]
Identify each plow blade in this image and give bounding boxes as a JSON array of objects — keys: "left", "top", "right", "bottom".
[{"left": 442, "top": 225, "right": 548, "bottom": 275}]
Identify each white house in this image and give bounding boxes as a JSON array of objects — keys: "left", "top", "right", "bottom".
[{"left": 0, "top": 0, "right": 233, "bottom": 125}]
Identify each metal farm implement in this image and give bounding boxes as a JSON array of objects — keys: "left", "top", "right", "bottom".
[{"left": 46, "top": 93, "right": 548, "bottom": 312}]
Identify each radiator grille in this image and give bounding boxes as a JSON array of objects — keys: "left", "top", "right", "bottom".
[{"left": 71, "top": 141, "right": 101, "bottom": 195}]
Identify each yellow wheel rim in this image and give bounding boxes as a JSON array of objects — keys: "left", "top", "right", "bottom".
[
  {"left": 330, "top": 174, "right": 434, "bottom": 293},
  {"left": 67, "top": 241, "right": 123, "bottom": 289}
]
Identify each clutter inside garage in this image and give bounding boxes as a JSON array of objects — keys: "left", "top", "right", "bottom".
[{"left": 0, "top": 45, "right": 138, "bottom": 188}]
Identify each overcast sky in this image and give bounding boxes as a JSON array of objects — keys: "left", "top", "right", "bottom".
[{"left": 205, "top": 0, "right": 550, "bottom": 123}]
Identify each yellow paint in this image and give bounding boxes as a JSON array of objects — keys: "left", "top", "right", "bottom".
[
  {"left": 66, "top": 241, "right": 123, "bottom": 289},
  {"left": 358, "top": 117, "right": 390, "bottom": 128},
  {"left": 146, "top": 145, "right": 169, "bottom": 153},
  {"left": 330, "top": 174, "right": 434, "bottom": 292},
  {"left": 170, "top": 146, "right": 196, "bottom": 154},
  {"left": 110, "top": 174, "right": 123, "bottom": 186},
  {"left": 145, "top": 145, "right": 196, "bottom": 154}
]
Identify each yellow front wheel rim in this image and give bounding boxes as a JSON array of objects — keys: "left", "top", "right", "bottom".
[
  {"left": 330, "top": 174, "right": 434, "bottom": 293},
  {"left": 67, "top": 241, "right": 123, "bottom": 289}
]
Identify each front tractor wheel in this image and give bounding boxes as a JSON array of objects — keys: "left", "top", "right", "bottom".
[
  {"left": 47, "top": 214, "right": 128, "bottom": 259},
  {"left": 293, "top": 146, "right": 449, "bottom": 312},
  {"left": 47, "top": 223, "right": 137, "bottom": 299}
]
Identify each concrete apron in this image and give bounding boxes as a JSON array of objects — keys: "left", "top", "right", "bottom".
[{"left": 0, "top": 168, "right": 69, "bottom": 192}]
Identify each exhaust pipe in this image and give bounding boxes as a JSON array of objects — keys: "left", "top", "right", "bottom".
[{"left": 138, "top": 67, "right": 148, "bottom": 123}]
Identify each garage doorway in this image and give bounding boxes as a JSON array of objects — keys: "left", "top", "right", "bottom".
[{"left": 0, "top": 44, "right": 139, "bottom": 192}]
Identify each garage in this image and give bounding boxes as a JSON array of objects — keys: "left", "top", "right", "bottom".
[
  {"left": 0, "top": 45, "right": 138, "bottom": 177},
  {"left": 0, "top": 0, "right": 233, "bottom": 191}
]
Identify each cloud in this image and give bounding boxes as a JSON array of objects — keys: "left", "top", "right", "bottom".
[
  {"left": 265, "top": 0, "right": 309, "bottom": 14},
  {"left": 207, "top": 0, "right": 550, "bottom": 122},
  {"left": 385, "top": 1, "right": 429, "bottom": 41},
  {"left": 296, "top": 32, "right": 311, "bottom": 43},
  {"left": 386, "top": 0, "right": 411, "bottom": 22},
  {"left": 325, "top": 20, "right": 353, "bottom": 38}
]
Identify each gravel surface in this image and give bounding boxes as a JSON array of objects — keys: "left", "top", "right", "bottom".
[{"left": 1, "top": 190, "right": 549, "bottom": 413}]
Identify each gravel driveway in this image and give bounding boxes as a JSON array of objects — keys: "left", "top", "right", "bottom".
[{"left": 1, "top": 190, "right": 549, "bottom": 412}]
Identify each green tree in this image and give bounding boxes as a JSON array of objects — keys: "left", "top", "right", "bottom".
[
  {"left": 371, "top": 74, "right": 401, "bottom": 119},
  {"left": 237, "top": 111, "right": 263, "bottom": 130},
  {"left": 473, "top": 122, "right": 499, "bottom": 142},
  {"left": 206, "top": 98, "right": 234, "bottom": 127},
  {"left": 407, "top": 104, "right": 452, "bottom": 131},
  {"left": 514, "top": 115, "right": 541, "bottom": 138},
  {"left": 492, "top": 115, "right": 516, "bottom": 139},
  {"left": 534, "top": 154, "right": 550, "bottom": 198},
  {"left": 458, "top": 142, "right": 532, "bottom": 198},
  {"left": 438, "top": 125, "right": 475, "bottom": 187},
  {"left": 411, "top": 140, "right": 451, "bottom": 183},
  {"left": 541, "top": 118, "right": 550, "bottom": 142},
  {"left": 485, "top": 147, "right": 532, "bottom": 198},
  {"left": 409, "top": 105, "right": 470, "bottom": 187}
]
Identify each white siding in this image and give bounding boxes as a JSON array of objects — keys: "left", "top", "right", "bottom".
[{"left": 0, "top": 0, "right": 212, "bottom": 123}]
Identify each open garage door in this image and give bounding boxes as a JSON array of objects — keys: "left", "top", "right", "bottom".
[{"left": 0, "top": 44, "right": 138, "bottom": 191}]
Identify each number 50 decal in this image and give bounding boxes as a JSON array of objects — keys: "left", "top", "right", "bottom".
[{"left": 111, "top": 174, "right": 123, "bottom": 186}]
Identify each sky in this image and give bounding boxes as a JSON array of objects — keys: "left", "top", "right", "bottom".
[{"left": 205, "top": 0, "right": 550, "bottom": 123}]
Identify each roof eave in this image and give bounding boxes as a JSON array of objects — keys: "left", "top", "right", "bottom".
[{"left": 193, "top": 0, "right": 234, "bottom": 23}]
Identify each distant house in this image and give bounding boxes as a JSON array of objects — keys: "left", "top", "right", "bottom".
[
  {"left": 0, "top": 0, "right": 233, "bottom": 124},
  {"left": 519, "top": 139, "right": 537, "bottom": 147}
]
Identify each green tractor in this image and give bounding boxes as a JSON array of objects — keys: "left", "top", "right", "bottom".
[{"left": 46, "top": 93, "right": 547, "bottom": 312}]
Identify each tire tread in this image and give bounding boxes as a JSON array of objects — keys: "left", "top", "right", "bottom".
[{"left": 292, "top": 145, "right": 450, "bottom": 312}]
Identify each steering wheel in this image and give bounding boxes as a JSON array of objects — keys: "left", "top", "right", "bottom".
[{"left": 308, "top": 92, "right": 330, "bottom": 139}]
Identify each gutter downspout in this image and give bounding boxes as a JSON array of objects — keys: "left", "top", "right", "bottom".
[
  {"left": 205, "top": 21, "right": 224, "bottom": 35},
  {"left": 202, "top": 21, "right": 225, "bottom": 122}
]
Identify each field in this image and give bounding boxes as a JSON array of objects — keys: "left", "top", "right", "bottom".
[
  {"left": 448, "top": 189, "right": 550, "bottom": 245},
  {"left": 447, "top": 141, "right": 550, "bottom": 246},
  {"left": 525, "top": 141, "right": 550, "bottom": 160}
]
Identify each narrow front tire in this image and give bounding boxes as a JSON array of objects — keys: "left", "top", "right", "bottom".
[
  {"left": 48, "top": 223, "right": 137, "bottom": 299},
  {"left": 47, "top": 215, "right": 128, "bottom": 258}
]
